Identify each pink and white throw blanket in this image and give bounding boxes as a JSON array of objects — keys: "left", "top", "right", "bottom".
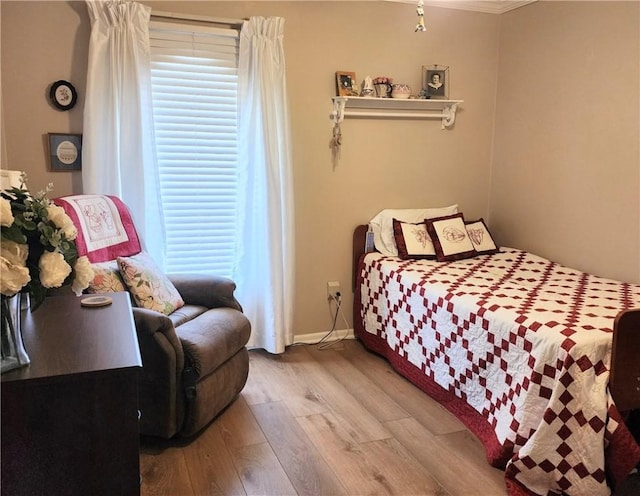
[
  {"left": 53, "top": 194, "right": 141, "bottom": 263},
  {"left": 355, "top": 248, "right": 640, "bottom": 496}
]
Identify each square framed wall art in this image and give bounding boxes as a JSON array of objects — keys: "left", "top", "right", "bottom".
[{"left": 48, "top": 133, "right": 82, "bottom": 171}]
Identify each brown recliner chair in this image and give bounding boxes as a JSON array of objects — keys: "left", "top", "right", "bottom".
[{"left": 54, "top": 194, "right": 251, "bottom": 438}]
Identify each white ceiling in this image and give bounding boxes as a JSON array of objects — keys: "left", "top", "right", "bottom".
[{"left": 387, "top": 0, "right": 538, "bottom": 14}]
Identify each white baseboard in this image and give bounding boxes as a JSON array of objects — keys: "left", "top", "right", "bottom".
[{"left": 293, "top": 328, "right": 354, "bottom": 345}]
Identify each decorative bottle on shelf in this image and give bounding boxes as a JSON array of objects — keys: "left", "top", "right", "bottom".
[{"left": 361, "top": 76, "right": 374, "bottom": 97}]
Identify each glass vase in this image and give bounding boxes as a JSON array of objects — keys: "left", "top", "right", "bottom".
[{"left": 1, "top": 292, "right": 31, "bottom": 374}]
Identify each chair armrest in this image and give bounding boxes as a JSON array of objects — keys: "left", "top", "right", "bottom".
[
  {"left": 132, "top": 307, "right": 184, "bottom": 371},
  {"left": 133, "top": 307, "right": 175, "bottom": 337},
  {"left": 169, "top": 274, "right": 243, "bottom": 311},
  {"left": 132, "top": 307, "right": 186, "bottom": 438}
]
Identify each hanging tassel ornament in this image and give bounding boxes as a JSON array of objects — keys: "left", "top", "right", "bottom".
[
  {"left": 329, "top": 122, "right": 342, "bottom": 169},
  {"left": 415, "top": 0, "right": 426, "bottom": 32}
]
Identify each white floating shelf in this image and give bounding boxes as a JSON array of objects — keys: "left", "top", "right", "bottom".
[{"left": 331, "top": 96, "right": 463, "bottom": 129}]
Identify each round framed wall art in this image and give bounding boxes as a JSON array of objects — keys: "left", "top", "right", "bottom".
[{"left": 49, "top": 80, "right": 78, "bottom": 111}]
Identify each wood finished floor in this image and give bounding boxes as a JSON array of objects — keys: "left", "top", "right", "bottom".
[{"left": 139, "top": 339, "right": 640, "bottom": 496}]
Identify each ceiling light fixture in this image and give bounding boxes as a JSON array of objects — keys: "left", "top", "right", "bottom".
[{"left": 415, "top": 0, "right": 426, "bottom": 32}]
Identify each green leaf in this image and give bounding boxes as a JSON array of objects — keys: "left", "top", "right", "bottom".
[
  {"left": 21, "top": 220, "right": 37, "bottom": 231},
  {"left": 1, "top": 225, "right": 28, "bottom": 244}
]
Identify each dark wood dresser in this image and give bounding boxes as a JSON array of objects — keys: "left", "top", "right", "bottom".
[{"left": 1, "top": 292, "right": 142, "bottom": 496}]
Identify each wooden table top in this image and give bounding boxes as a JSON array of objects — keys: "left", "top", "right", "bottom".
[{"left": 1, "top": 292, "right": 141, "bottom": 384}]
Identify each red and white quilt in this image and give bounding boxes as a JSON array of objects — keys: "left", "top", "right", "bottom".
[{"left": 355, "top": 248, "right": 640, "bottom": 496}]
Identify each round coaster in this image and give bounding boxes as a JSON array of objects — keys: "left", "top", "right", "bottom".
[{"left": 80, "top": 296, "right": 113, "bottom": 308}]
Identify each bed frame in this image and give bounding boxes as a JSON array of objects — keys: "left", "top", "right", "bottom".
[{"left": 352, "top": 224, "right": 640, "bottom": 412}]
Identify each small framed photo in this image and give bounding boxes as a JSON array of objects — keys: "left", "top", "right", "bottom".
[
  {"left": 48, "top": 133, "right": 82, "bottom": 171},
  {"left": 336, "top": 71, "right": 357, "bottom": 97},
  {"left": 423, "top": 65, "right": 449, "bottom": 99}
]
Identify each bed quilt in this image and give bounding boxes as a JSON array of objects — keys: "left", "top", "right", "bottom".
[{"left": 355, "top": 248, "right": 640, "bottom": 496}]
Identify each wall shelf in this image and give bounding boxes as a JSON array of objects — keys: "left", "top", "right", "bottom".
[{"left": 330, "top": 96, "right": 463, "bottom": 129}]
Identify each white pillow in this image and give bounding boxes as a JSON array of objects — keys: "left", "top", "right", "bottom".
[{"left": 369, "top": 205, "right": 458, "bottom": 256}]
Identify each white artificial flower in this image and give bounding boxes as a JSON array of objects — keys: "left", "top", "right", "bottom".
[
  {"left": 1, "top": 240, "right": 28, "bottom": 266},
  {"left": 46, "top": 205, "right": 78, "bottom": 241},
  {"left": 0, "top": 198, "right": 14, "bottom": 227},
  {"left": 71, "top": 256, "right": 95, "bottom": 296},
  {"left": 38, "top": 251, "right": 72, "bottom": 288},
  {"left": 0, "top": 256, "right": 31, "bottom": 296}
]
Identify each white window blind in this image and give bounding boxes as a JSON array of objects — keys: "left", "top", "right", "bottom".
[{"left": 149, "top": 20, "right": 239, "bottom": 277}]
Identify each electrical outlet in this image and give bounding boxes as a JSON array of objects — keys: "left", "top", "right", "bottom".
[{"left": 327, "top": 281, "right": 341, "bottom": 300}]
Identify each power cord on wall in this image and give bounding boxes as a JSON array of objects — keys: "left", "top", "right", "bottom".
[
  {"left": 290, "top": 292, "right": 350, "bottom": 349},
  {"left": 317, "top": 292, "right": 350, "bottom": 350}
]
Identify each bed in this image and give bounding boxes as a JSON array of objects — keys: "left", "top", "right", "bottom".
[{"left": 352, "top": 208, "right": 640, "bottom": 496}]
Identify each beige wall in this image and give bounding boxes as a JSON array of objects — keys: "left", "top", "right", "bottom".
[
  {"left": 490, "top": 1, "right": 640, "bottom": 283},
  {"left": 1, "top": 1, "right": 500, "bottom": 336},
  {"left": 144, "top": 2, "right": 501, "bottom": 335},
  {"left": 11, "top": 2, "right": 638, "bottom": 336},
  {"left": 1, "top": 1, "right": 88, "bottom": 193}
]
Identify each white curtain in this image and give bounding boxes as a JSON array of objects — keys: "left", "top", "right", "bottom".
[
  {"left": 83, "top": 0, "right": 164, "bottom": 265},
  {"left": 235, "top": 17, "right": 295, "bottom": 353}
]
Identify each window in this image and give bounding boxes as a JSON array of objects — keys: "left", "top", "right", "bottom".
[{"left": 149, "top": 20, "right": 239, "bottom": 277}]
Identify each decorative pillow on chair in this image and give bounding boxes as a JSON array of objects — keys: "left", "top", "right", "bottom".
[
  {"left": 426, "top": 213, "right": 477, "bottom": 262},
  {"left": 465, "top": 219, "right": 499, "bottom": 254},
  {"left": 117, "top": 252, "right": 184, "bottom": 315},
  {"left": 87, "top": 261, "right": 127, "bottom": 293},
  {"left": 392, "top": 219, "right": 436, "bottom": 259}
]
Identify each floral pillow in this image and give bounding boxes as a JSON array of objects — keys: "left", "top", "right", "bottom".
[
  {"left": 425, "top": 213, "right": 477, "bottom": 262},
  {"left": 117, "top": 252, "right": 184, "bottom": 315},
  {"left": 87, "top": 261, "right": 127, "bottom": 293},
  {"left": 392, "top": 219, "right": 436, "bottom": 259}
]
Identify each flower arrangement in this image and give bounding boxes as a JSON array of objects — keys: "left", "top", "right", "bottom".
[
  {"left": 372, "top": 76, "right": 393, "bottom": 85},
  {"left": 0, "top": 178, "right": 94, "bottom": 311}
]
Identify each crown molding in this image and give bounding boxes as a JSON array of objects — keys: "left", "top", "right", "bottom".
[{"left": 210, "top": 0, "right": 539, "bottom": 15}]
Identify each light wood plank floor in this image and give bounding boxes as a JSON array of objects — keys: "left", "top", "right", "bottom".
[{"left": 139, "top": 339, "right": 640, "bottom": 496}]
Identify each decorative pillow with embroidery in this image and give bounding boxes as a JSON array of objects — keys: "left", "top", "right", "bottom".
[
  {"left": 426, "top": 213, "right": 477, "bottom": 262},
  {"left": 87, "top": 261, "right": 127, "bottom": 293},
  {"left": 392, "top": 219, "right": 436, "bottom": 259},
  {"left": 117, "top": 252, "right": 184, "bottom": 315},
  {"left": 369, "top": 205, "right": 459, "bottom": 256},
  {"left": 465, "top": 219, "right": 499, "bottom": 254}
]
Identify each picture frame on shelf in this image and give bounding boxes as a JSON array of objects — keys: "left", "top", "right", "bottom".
[
  {"left": 336, "top": 71, "right": 357, "bottom": 97},
  {"left": 423, "top": 65, "right": 449, "bottom": 99},
  {"left": 48, "top": 133, "right": 82, "bottom": 171}
]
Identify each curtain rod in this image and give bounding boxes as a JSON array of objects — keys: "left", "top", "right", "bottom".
[{"left": 151, "top": 10, "right": 245, "bottom": 28}]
